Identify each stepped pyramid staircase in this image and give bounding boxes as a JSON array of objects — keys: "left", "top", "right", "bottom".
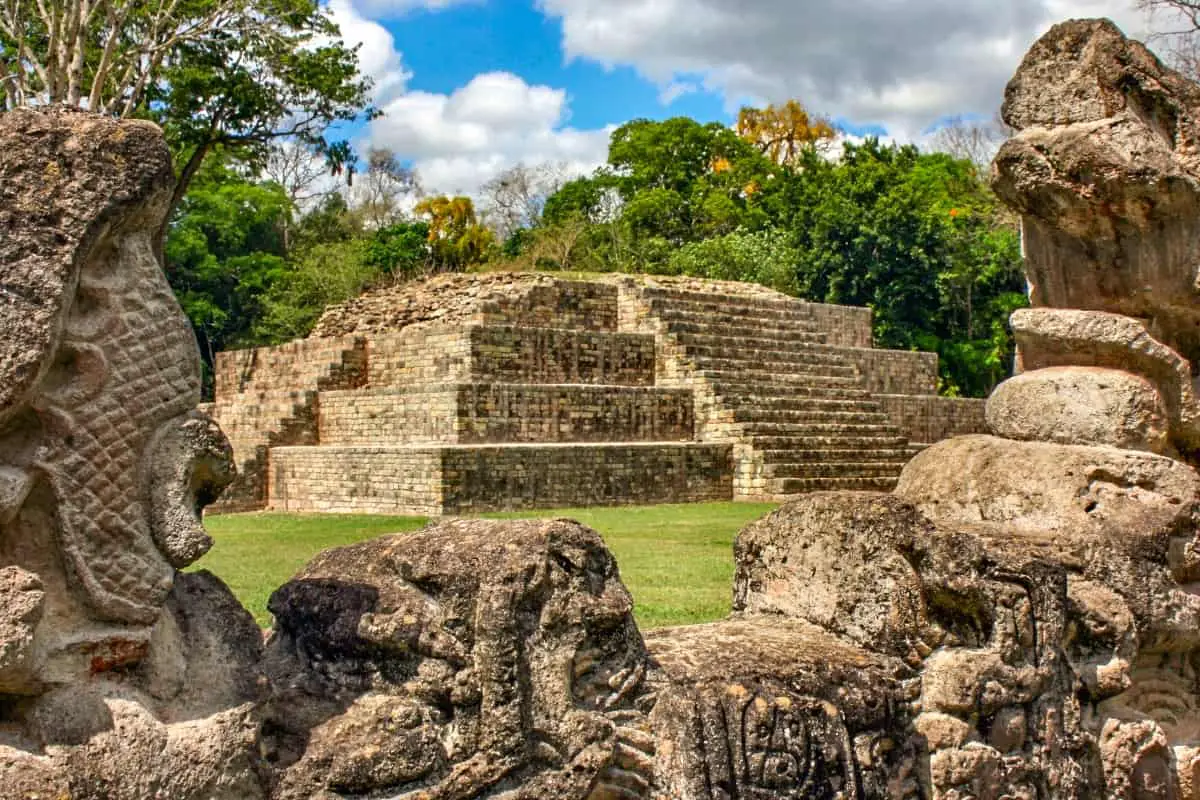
[
  {"left": 202, "top": 337, "right": 368, "bottom": 512},
  {"left": 205, "top": 276, "right": 986, "bottom": 513},
  {"left": 624, "top": 284, "right": 923, "bottom": 498}
]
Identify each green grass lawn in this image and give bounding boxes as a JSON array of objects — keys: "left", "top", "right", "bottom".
[{"left": 195, "top": 502, "right": 777, "bottom": 629}]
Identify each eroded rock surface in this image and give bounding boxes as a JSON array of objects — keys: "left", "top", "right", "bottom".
[
  {"left": 992, "top": 17, "right": 1200, "bottom": 365},
  {"left": 986, "top": 366, "right": 1170, "bottom": 453},
  {"left": 0, "top": 107, "right": 257, "bottom": 799},
  {"left": 262, "top": 517, "right": 656, "bottom": 799}
]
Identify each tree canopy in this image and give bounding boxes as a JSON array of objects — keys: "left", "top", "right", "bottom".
[
  {"left": 0, "top": 0, "right": 375, "bottom": 208},
  {"left": 156, "top": 96, "right": 1024, "bottom": 400}
]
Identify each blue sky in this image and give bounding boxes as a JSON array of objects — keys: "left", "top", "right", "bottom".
[
  {"left": 329, "top": 0, "right": 1153, "bottom": 196},
  {"left": 387, "top": 2, "right": 729, "bottom": 129}
]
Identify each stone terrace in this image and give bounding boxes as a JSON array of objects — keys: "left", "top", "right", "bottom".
[{"left": 205, "top": 274, "right": 986, "bottom": 513}]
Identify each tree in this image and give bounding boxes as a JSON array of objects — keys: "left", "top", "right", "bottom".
[
  {"left": 668, "top": 228, "right": 799, "bottom": 294},
  {"left": 480, "top": 162, "right": 569, "bottom": 240},
  {"left": 254, "top": 238, "right": 378, "bottom": 342},
  {"left": 1137, "top": 0, "right": 1200, "bottom": 75},
  {"left": 350, "top": 147, "right": 421, "bottom": 230},
  {"left": 736, "top": 100, "right": 837, "bottom": 165},
  {"left": 782, "top": 140, "right": 1026, "bottom": 396},
  {"left": 928, "top": 115, "right": 1012, "bottom": 175},
  {"left": 414, "top": 195, "right": 494, "bottom": 271},
  {"left": 607, "top": 117, "right": 756, "bottom": 198},
  {"left": 261, "top": 142, "right": 336, "bottom": 252},
  {"left": 0, "top": 0, "right": 375, "bottom": 210},
  {"left": 362, "top": 220, "right": 431, "bottom": 279},
  {"left": 164, "top": 155, "right": 291, "bottom": 374}
]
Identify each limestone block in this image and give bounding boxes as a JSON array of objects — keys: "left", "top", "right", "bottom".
[
  {"left": 1010, "top": 307, "right": 1200, "bottom": 453},
  {"left": 895, "top": 434, "right": 1200, "bottom": 540},
  {"left": 986, "top": 366, "right": 1170, "bottom": 453},
  {"left": 992, "top": 18, "right": 1200, "bottom": 365}
]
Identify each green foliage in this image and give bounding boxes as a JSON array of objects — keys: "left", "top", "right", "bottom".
[
  {"left": 151, "top": 0, "right": 375, "bottom": 206},
  {"left": 253, "top": 239, "right": 380, "bottom": 342},
  {"left": 363, "top": 221, "right": 432, "bottom": 279},
  {"left": 165, "top": 157, "right": 291, "bottom": 369},
  {"left": 668, "top": 228, "right": 800, "bottom": 294},
  {"left": 782, "top": 140, "right": 1027, "bottom": 395}
]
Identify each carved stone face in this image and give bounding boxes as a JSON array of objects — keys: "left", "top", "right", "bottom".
[
  {"left": 266, "top": 518, "right": 656, "bottom": 799},
  {"left": 29, "top": 216, "right": 231, "bottom": 620},
  {"left": 0, "top": 111, "right": 234, "bottom": 690}
]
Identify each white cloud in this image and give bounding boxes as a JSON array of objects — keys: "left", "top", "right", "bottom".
[
  {"left": 536, "top": 0, "right": 1155, "bottom": 140},
  {"left": 659, "top": 80, "right": 699, "bottom": 105},
  {"left": 327, "top": 0, "right": 412, "bottom": 104},
  {"left": 369, "top": 71, "right": 613, "bottom": 197},
  {"left": 348, "top": 0, "right": 480, "bottom": 20}
]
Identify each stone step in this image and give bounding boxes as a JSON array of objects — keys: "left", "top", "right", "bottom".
[
  {"left": 723, "top": 395, "right": 883, "bottom": 414},
  {"left": 734, "top": 408, "right": 892, "bottom": 425},
  {"left": 770, "top": 476, "right": 899, "bottom": 494},
  {"left": 667, "top": 325, "right": 828, "bottom": 349},
  {"left": 694, "top": 357, "right": 858, "bottom": 380},
  {"left": 683, "top": 344, "right": 858, "bottom": 372},
  {"left": 656, "top": 308, "right": 825, "bottom": 336},
  {"left": 699, "top": 368, "right": 864, "bottom": 388},
  {"left": 643, "top": 286, "right": 820, "bottom": 317},
  {"left": 740, "top": 421, "right": 902, "bottom": 437},
  {"left": 749, "top": 434, "right": 909, "bottom": 450},
  {"left": 653, "top": 306, "right": 829, "bottom": 337},
  {"left": 268, "top": 442, "right": 734, "bottom": 515},
  {"left": 708, "top": 380, "right": 874, "bottom": 401},
  {"left": 757, "top": 447, "right": 912, "bottom": 463},
  {"left": 764, "top": 461, "right": 907, "bottom": 478}
]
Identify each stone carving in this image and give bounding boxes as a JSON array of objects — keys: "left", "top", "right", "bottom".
[
  {"left": 0, "top": 108, "right": 259, "bottom": 799},
  {"left": 992, "top": 17, "right": 1200, "bottom": 367},
  {"left": 11, "top": 18, "right": 1200, "bottom": 798},
  {"left": 262, "top": 517, "right": 657, "bottom": 799}
]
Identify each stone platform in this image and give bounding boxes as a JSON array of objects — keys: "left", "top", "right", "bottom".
[{"left": 206, "top": 274, "right": 986, "bottom": 513}]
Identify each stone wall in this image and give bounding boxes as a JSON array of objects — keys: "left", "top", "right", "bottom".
[
  {"left": 269, "top": 443, "right": 733, "bottom": 514},
  {"left": 367, "top": 325, "right": 656, "bottom": 387},
  {"left": 876, "top": 394, "right": 988, "bottom": 445},
  {"left": 318, "top": 388, "right": 459, "bottom": 444},
  {"left": 481, "top": 279, "right": 618, "bottom": 331},
  {"left": 318, "top": 385, "right": 694, "bottom": 445},
  {"left": 441, "top": 443, "right": 732, "bottom": 512},
  {"left": 213, "top": 335, "right": 366, "bottom": 397},
  {"left": 845, "top": 347, "right": 939, "bottom": 395},
  {"left": 269, "top": 446, "right": 444, "bottom": 515},
  {"left": 801, "top": 302, "right": 873, "bottom": 348}
]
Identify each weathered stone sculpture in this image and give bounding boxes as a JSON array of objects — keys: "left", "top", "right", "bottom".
[
  {"left": 0, "top": 107, "right": 260, "bottom": 799},
  {"left": 262, "top": 518, "right": 657, "bottom": 799},
  {"left": 992, "top": 17, "right": 1200, "bottom": 368},
  {"left": 10, "top": 18, "right": 1200, "bottom": 799},
  {"left": 991, "top": 17, "right": 1200, "bottom": 460}
]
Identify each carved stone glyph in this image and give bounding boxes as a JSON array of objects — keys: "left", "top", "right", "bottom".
[{"left": 262, "top": 517, "right": 657, "bottom": 799}]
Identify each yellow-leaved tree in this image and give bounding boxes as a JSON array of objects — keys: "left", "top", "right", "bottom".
[
  {"left": 414, "top": 195, "right": 495, "bottom": 271},
  {"left": 736, "top": 100, "right": 837, "bottom": 165}
]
